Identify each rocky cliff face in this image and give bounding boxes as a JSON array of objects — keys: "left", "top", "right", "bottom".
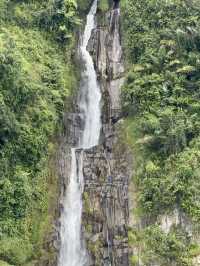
[
  {"left": 55, "top": 2, "right": 132, "bottom": 266},
  {"left": 82, "top": 5, "right": 131, "bottom": 266}
]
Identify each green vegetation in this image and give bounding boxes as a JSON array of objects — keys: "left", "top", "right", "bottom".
[
  {"left": 128, "top": 226, "right": 199, "bottom": 266},
  {"left": 121, "top": 0, "right": 200, "bottom": 264},
  {"left": 0, "top": 0, "right": 79, "bottom": 265},
  {"left": 98, "top": 0, "right": 109, "bottom": 12},
  {"left": 77, "top": 0, "right": 92, "bottom": 14}
]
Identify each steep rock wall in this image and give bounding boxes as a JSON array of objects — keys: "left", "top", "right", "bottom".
[
  {"left": 82, "top": 5, "right": 132, "bottom": 266},
  {"left": 55, "top": 2, "right": 132, "bottom": 266}
]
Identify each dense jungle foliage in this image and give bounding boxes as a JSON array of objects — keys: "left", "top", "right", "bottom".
[
  {"left": 121, "top": 0, "right": 200, "bottom": 265},
  {"left": 0, "top": 0, "right": 79, "bottom": 265}
]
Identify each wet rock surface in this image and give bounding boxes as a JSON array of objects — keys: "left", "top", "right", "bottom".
[
  {"left": 55, "top": 3, "right": 131, "bottom": 266},
  {"left": 82, "top": 6, "right": 131, "bottom": 266}
]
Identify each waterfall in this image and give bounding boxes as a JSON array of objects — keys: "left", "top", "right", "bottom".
[
  {"left": 80, "top": 0, "right": 101, "bottom": 149},
  {"left": 58, "top": 0, "right": 101, "bottom": 265}
]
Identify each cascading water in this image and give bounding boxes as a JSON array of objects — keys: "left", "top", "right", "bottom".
[{"left": 58, "top": 1, "right": 101, "bottom": 266}]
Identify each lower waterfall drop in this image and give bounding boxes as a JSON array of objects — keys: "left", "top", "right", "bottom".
[{"left": 58, "top": 0, "right": 101, "bottom": 266}]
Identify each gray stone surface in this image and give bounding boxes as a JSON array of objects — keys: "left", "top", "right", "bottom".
[
  {"left": 55, "top": 3, "right": 131, "bottom": 266},
  {"left": 82, "top": 6, "right": 131, "bottom": 266}
]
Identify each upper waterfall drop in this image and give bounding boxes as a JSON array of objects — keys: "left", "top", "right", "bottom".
[
  {"left": 58, "top": 1, "right": 101, "bottom": 266},
  {"left": 80, "top": 0, "right": 101, "bottom": 149}
]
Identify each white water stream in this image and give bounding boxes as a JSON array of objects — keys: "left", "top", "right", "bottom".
[{"left": 59, "top": 1, "right": 101, "bottom": 265}]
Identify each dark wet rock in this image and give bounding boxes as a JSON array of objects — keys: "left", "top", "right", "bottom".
[
  {"left": 55, "top": 2, "right": 132, "bottom": 266},
  {"left": 82, "top": 4, "right": 132, "bottom": 266}
]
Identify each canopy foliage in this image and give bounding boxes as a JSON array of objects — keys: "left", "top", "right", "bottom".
[{"left": 121, "top": 0, "right": 200, "bottom": 264}]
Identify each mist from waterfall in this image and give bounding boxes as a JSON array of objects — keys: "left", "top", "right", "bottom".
[{"left": 58, "top": 0, "right": 101, "bottom": 265}]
